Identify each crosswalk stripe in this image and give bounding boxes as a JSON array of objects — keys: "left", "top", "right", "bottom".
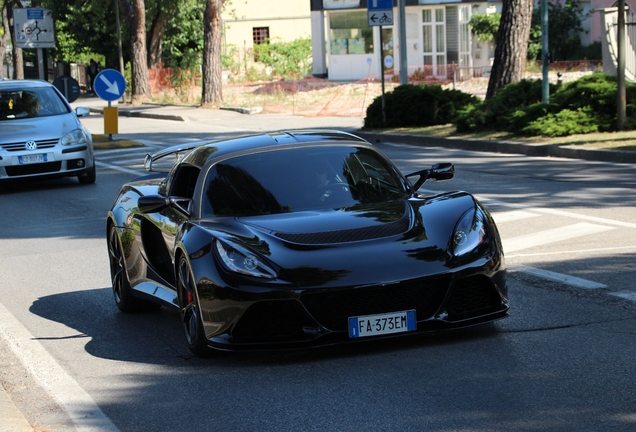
[
  {"left": 481, "top": 198, "right": 636, "bottom": 229},
  {"left": 95, "top": 160, "right": 141, "bottom": 176},
  {"left": 491, "top": 210, "right": 539, "bottom": 224},
  {"left": 504, "top": 222, "right": 616, "bottom": 253},
  {"left": 608, "top": 291, "right": 636, "bottom": 302},
  {"left": 510, "top": 266, "right": 607, "bottom": 289}
]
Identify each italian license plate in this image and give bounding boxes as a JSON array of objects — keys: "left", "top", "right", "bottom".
[
  {"left": 348, "top": 310, "right": 416, "bottom": 338},
  {"left": 19, "top": 154, "right": 47, "bottom": 164}
]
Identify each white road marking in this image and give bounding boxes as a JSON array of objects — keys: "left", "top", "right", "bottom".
[
  {"left": 481, "top": 198, "right": 636, "bottom": 229},
  {"left": 509, "top": 266, "right": 607, "bottom": 289},
  {"left": 503, "top": 222, "right": 616, "bottom": 253},
  {"left": 490, "top": 210, "right": 540, "bottom": 224},
  {"left": 608, "top": 291, "right": 636, "bottom": 302},
  {"left": 0, "top": 303, "right": 119, "bottom": 431},
  {"left": 96, "top": 160, "right": 142, "bottom": 176},
  {"left": 506, "top": 245, "right": 636, "bottom": 258}
]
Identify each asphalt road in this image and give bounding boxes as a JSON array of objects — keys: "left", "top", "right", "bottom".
[{"left": 1, "top": 113, "right": 636, "bottom": 431}]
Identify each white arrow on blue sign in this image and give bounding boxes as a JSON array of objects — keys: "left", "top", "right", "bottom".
[
  {"left": 368, "top": 0, "right": 393, "bottom": 10},
  {"left": 94, "top": 69, "right": 127, "bottom": 102}
]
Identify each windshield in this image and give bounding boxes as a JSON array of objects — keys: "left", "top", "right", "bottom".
[
  {"left": 0, "top": 87, "right": 70, "bottom": 120},
  {"left": 201, "top": 146, "right": 408, "bottom": 217}
]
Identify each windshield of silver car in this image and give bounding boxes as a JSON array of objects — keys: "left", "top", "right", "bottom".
[{"left": 0, "top": 87, "right": 70, "bottom": 120}]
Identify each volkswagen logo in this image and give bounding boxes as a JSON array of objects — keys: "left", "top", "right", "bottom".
[{"left": 25, "top": 141, "right": 38, "bottom": 151}]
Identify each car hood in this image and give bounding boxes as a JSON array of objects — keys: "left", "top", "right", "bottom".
[
  {"left": 211, "top": 192, "right": 485, "bottom": 288},
  {"left": 1, "top": 113, "right": 82, "bottom": 143}
]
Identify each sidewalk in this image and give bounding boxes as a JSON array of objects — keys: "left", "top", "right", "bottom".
[{"left": 72, "top": 95, "right": 636, "bottom": 165}]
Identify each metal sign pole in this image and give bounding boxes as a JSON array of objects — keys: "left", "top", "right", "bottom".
[{"left": 380, "top": 26, "right": 386, "bottom": 123}]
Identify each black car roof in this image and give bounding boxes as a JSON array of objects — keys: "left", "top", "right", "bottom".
[{"left": 180, "top": 130, "right": 369, "bottom": 169}]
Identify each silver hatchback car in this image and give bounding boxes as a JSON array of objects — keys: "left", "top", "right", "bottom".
[{"left": 0, "top": 79, "right": 95, "bottom": 184}]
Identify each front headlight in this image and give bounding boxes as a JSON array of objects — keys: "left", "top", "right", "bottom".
[
  {"left": 60, "top": 129, "right": 89, "bottom": 146},
  {"left": 214, "top": 239, "right": 276, "bottom": 279},
  {"left": 452, "top": 208, "right": 488, "bottom": 257}
]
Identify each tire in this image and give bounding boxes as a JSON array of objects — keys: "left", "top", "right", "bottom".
[
  {"left": 177, "top": 255, "right": 214, "bottom": 357},
  {"left": 107, "top": 224, "right": 159, "bottom": 312},
  {"left": 78, "top": 162, "right": 96, "bottom": 184}
]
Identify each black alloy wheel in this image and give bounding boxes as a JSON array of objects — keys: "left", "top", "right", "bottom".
[
  {"left": 108, "top": 224, "right": 158, "bottom": 312},
  {"left": 177, "top": 255, "right": 214, "bottom": 357}
]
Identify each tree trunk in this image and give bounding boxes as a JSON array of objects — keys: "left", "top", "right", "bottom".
[
  {"left": 1, "top": 3, "right": 10, "bottom": 78},
  {"left": 5, "top": 1, "right": 24, "bottom": 79},
  {"left": 485, "top": 0, "right": 533, "bottom": 99},
  {"left": 120, "top": 0, "right": 151, "bottom": 105},
  {"left": 147, "top": 10, "right": 167, "bottom": 68},
  {"left": 201, "top": 0, "right": 225, "bottom": 106}
]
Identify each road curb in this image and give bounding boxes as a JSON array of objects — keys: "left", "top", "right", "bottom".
[
  {"left": 85, "top": 106, "right": 636, "bottom": 165},
  {"left": 89, "top": 107, "right": 186, "bottom": 122},
  {"left": 356, "top": 131, "right": 636, "bottom": 165},
  {"left": 0, "top": 383, "right": 33, "bottom": 432}
]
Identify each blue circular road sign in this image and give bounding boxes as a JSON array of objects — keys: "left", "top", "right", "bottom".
[{"left": 94, "top": 69, "right": 127, "bottom": 101}]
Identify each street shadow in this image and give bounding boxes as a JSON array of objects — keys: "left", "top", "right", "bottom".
[
  {"left": 385, "top": 144, "right": 636, "bottom": 210},
  {"left": 28, "top": 286, "right": 503, "bottom": 367}
]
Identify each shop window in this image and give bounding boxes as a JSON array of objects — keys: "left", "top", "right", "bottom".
[{"left": 329, "top": 11, "right": 373, "bottom": 55}]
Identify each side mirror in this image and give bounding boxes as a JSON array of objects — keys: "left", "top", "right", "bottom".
[
  {"left": 429, "top": 163, "right": 454, "bottom": 181},
  {"left": 406, "top": 163, "right": 454, "bottom": 191},
  {"left": 138, "top": 195, "right": 170, "bottom": 214},
  {"left": 75, "top": 106, "right": 90, "bottom": 117},
  {"left": 138, "top": 194, "right": 192, "bottom": 217}
]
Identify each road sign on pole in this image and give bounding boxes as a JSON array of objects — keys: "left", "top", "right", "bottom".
[
  {"left": 94, "top": 69, "right": 127, "bottom": 102},
  {"left": 368, "top": 0, "right": 393, "bottom": 10},
  {"left": 368, "top": 0, "right": 394, "bottom": 26},
  {"left": 13, "top": 8, "right": 55, "bottom": 48}
]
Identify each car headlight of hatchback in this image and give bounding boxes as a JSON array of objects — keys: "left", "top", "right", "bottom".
[
  {"left": 61, "top": 129, "right": 89, "bottom": 146},
  {"left": 452, "top": 208, "right": 488, "bottom": 257},
  {"left": 214, "top": 239, "right": 276, "bottom": 279}
]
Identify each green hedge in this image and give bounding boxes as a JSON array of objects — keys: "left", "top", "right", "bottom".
[
  {"left": 363, "top": 84, "right": 479, "bottom": 129},
  {"left": 454, "top": 73, "right": 636, "bottom": 137}
]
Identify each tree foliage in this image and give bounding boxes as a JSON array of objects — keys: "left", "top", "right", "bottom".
[
  {"left": 254, "top": 38, "right": 312, "bottom": 79},
  {"left": 527, "top": 0, "right": 588, "bottom": 61},
  {"left": 469, "top": 12, "right": 501, "bottom": 44}
]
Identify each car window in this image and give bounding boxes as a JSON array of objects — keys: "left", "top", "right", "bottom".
[
  {"left": 201, "top": 146, "right": 408, "bottom": 217},
  {"left": 0, "top": 87, "right": 69, "bottom": 120}
]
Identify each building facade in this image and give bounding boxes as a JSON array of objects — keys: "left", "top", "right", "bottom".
[
  {"left": 219, "top": 0, "right": 628, "bottom": 82},
  {"left": 310, "top": 0, "right": 501, "bottom": 81},
  {"left": 221, "top": 2, "right": 312, "bottom": 52}
]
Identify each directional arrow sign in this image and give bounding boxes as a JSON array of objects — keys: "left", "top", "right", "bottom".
[
  {"left": 94, "top": 69, "right": 127, "bottom": 102},
  {"left": 367, "top": 0, "right": 393, "bottom": 27},
  {"left": 368, "top": 10, "right": 394, "bottom": 26}
]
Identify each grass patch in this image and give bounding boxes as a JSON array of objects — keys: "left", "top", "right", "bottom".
[{"left": 374, "top": 124, "right": 636, "bottom": 151}]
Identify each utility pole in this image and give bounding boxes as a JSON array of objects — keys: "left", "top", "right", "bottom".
[
  {"left": 541, "top": 0, "right": 549, "bottom": 104},
  {"left": 398, "top": 0, "right": 408, "bottom": 84},
  {"left": 617, "top": 0, "right": 626, "bottom": 131}
]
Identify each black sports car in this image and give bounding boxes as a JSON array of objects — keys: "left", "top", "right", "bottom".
[{"left": 107, "top": 131, "right": 508, "bottom": 356}]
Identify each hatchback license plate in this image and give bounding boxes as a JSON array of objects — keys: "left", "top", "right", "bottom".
[
  {"left": 348, "top": 310, "right": 416, "bottom": 338},
  {"left": 19, "top": 154, "right": 46, "bottom": 164}
]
